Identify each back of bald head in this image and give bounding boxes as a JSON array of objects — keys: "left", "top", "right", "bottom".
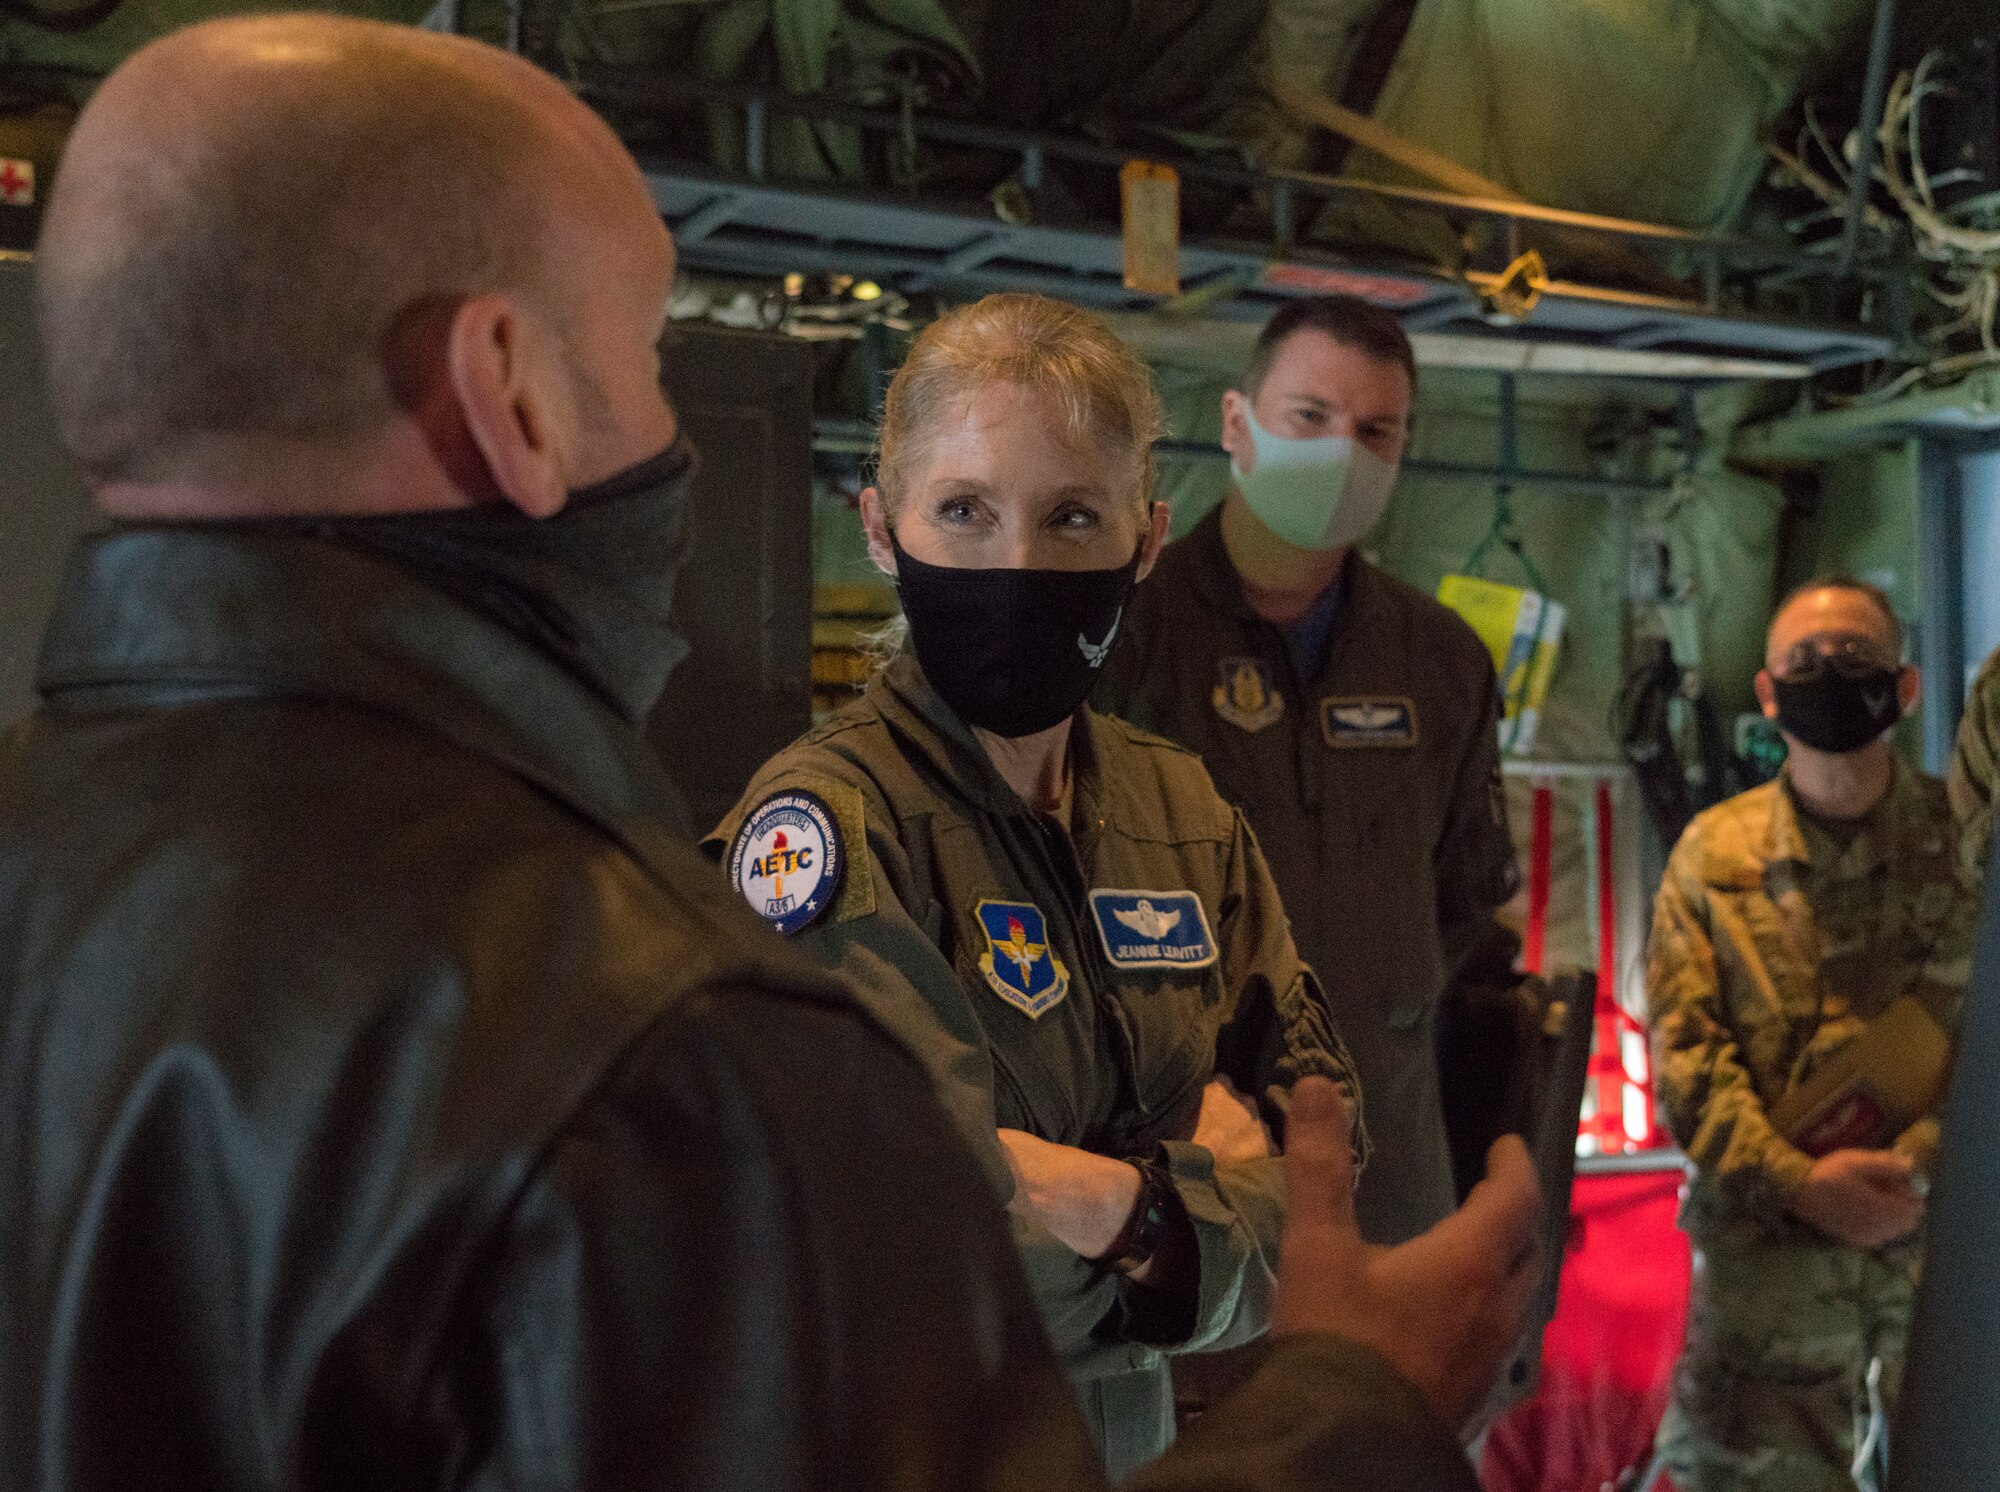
[{"left": 38, "top": 15, "right": 586, "bottom": 485}]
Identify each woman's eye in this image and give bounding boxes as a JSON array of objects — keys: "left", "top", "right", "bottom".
[
  {"left": 935, "top": 497, "right": 983, "bottom": 525},
  {"left": 1293, "top": 408, "right": 1324, "bottom": 427},
  {"left": 1051, "top": 506, "right": 1100, "bottom": 532}
]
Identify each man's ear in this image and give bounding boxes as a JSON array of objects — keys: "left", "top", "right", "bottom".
[
  {"left": 1754, "top": 668, "right": 1779, "bottom": 719},
  {"left": 445, "top": 293, "right": 569, "bottom": 519},
  {"left": 859, "top": 486, "right": 897, "bottom": 575},
  {"left": 1220, "top": 388, "right": 1252, "bottom": 472},
  {"left": 1136, "top": 499, "right": 1172, "bottom": 582},
  {"left": 1898, "top": 663, "right": 1923, "bottom": 716}
]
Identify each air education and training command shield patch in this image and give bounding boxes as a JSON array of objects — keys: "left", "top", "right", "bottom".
[
  {"left": 1212, "top": 656, "right": 1285, "bottom": 733},
  {"left": 974, "top": 899, "right": 1070, "bottom": 1019},
  {"left": 1088, "top": 890, "right": 1217, "bottom": 971},
  {"left": 729, "top": 789, "right": 843, "bottom": 935}
]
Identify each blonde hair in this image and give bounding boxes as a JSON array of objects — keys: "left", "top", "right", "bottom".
[{"left": 873, "top": 293, "right": 1163, "bottom": 516}]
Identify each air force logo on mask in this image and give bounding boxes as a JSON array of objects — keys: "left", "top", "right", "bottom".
[
  {"left": 729, "top": 790, "right": 843, "bottom": 935},
  {"left": 1078, "top": 609, "right": 1123, "bottom": 669},
  {"left": 1089, "top": 890, "right": 1218, "bottom": 971}
]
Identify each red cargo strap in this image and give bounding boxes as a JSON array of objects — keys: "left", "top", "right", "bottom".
[{"left": 1524, "top": 779, "right": 1553, "bottom": 976}]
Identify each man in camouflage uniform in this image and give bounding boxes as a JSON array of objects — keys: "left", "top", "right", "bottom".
[
  {"left": 1647, "top": 578, "right": 1978, "bottom": 1492},
  {"left": 1948, "top": 645, "right": 2000, "bottom": 879}
]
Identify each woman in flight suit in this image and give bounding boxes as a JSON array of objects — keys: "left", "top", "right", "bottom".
[{"left": 708, "top": 293, "right": 1365, "bottom": 1479}]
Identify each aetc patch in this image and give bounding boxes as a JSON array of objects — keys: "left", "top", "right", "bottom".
[
  {"left": 1088, "top": 890, "right": 1218, "bottom": 971},
  {"left": 729, "top": 790, "right": 843, "bottom": 935},
  {"left": 1320, "top": 696, "right": 1418, "bottom": 748},
  {"left": 1212, "top": 656, "right": 1285, "bottom": 733},
  {"left": 974, "top": 899, "right": 1070, "bottom": 1019}
]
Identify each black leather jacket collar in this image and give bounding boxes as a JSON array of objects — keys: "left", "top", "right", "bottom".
[{"left": 36, "top": 524, "right": 693, "bottom": 862}]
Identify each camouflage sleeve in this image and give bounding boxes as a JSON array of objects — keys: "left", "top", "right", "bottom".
[
  {"left": 1647, "top": 839, "right": 1814, "bottom": 1219},
  {"left": 1948, "top": 645, "right": 2000, "bottom": 880},
  {"left": 1893, "top": 831, "right": 1982, "bottom": 1173}
]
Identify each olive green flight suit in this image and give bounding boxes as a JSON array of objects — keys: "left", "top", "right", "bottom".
[
  {"left": 707, "top": 655, "right": 1366, "bottom": 1482},
  {"left": 1947, "top": 644, "right": 2000, "bottom": 879},
  {"left": 1647, "top": 766, "right": 1977, "bottom": 1492},
  {"left": 1094, "top": 509, "right": 1519, "bottom": 1246}
]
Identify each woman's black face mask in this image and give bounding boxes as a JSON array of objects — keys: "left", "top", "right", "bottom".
[{"left": 889, "top": 530, "right": 1141, "bottom": 738}]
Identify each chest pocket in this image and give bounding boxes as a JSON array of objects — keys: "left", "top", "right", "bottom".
[
  {"left": 945, "top": 892, "right": 1100, "bottom": 1143},
  {"left": 1087, "top": 889, "right": 1225, "bottom": 1146},
  {"left": 1316, "top": 740, "right": 1441, "bottom": 1028},
  {"left": 1708, "top": 881, "right": 1824, "bottom": 1087}
]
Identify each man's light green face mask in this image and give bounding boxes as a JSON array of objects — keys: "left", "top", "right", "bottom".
[{"left": 1230, "top": 405, "right": 1399, "bottom": 552}]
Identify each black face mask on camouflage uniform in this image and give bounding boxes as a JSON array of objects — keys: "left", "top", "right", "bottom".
[
  {"left": 1772, "top": 669, "right": 1904, "bottom": 755},
  {"left": 889, "top": 530, "right": 1141, "bottom": 739},
  {"left": 1769, "top": 631, "right": 1905, "bottom": 755}
]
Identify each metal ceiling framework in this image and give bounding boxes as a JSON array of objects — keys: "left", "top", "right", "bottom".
[{"left": 579, "top": 68, "right": 1907, "bottom": 379}]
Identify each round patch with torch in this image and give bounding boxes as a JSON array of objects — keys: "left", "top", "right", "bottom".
[{"left": 727, "top": 789, "right": 843, "bottom": 936}]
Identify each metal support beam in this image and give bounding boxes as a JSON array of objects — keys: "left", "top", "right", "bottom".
[
  {"left": 1145, "top": 435, "right": 1670, "bottom": 498},
  {"left": 943, "top": 233, "right": 1012, "bottom": 273},
  {"left": 1839, "top": 0, "right": 1899, "bottom": 274},
  {"left": 673, "top": 193, "right": 742, "bottom": 247},
  {"left": 1917, "top": 435, "right": 1966, "bottom": 774},
  {"left": 1497, "top": 372, "right": 1520, "bottom": 491}
]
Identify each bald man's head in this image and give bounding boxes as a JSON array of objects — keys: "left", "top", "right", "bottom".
[{"left": 38, "top": 15, "right": 655, "bottom": 488}]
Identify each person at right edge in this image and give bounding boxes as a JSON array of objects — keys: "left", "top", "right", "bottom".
[
  {"left": 1947, "top": 642, "right": 2000, "bottom": 881},
  {"left": 1647, "top": 577, "right": 1978, "bottom": 1492},
  {"left": 1094, "top": 296, "right": 1522, "bottom": 1252}
]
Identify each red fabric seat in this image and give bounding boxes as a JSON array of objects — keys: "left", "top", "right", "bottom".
[{"left": 1481, "top": 1167, "right": 1691, "bottom": 1492}]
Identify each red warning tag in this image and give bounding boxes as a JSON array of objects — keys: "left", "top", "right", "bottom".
[{"left": 0, "top": 159, "right": 34, "bottom": 208}]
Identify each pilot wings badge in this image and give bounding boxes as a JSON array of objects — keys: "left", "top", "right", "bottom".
[
  {"left": 1089, "top": 889, "right": 1217, "bottom": 971},
  {"left": 1212, "top": 657, "right": 1285, "bottom": 733},
  {"left": 1115, "top": 900, "right": 1181, "bottom": 940},
  {"left": 974, "top": 899, "right": 1070, "bottom": 1018},
  {"left": 1320, "top": 696, "right": 1418, "bottom": 748}
]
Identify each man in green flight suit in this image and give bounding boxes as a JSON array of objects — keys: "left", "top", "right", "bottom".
[
  {"left": 1647, "top": 577, "right": 1978, "bottom": 1492},
  {"left": 1095, "top": 295, "right": 1520, "bottom": 1249}
]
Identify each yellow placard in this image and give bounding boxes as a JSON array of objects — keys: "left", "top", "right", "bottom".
[{"left": 1120, "top": 161, "right": 1180, "bottom": 297}]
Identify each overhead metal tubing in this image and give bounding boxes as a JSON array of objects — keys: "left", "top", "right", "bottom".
[
  {"left": 1145, "top": 436, "right": 1669, "bottom": 497},
  {"left": 1915, "top": 437, "right": 1965, "bottom": 775},
  {"left": 1839, "top": 0, "right": 1899, "bottom": 275},
  {"left": 812, "top": 419, "right": 1668, "bottom": 496},
  {"left": 673, "top": 194, "right": 741, "bottom": 247},
  {"left": 579, "top": 65, "right": 1902, "bottom": 288},
  {"left": 1498, "top": 372, "right": 1520, "bottom": 488}
]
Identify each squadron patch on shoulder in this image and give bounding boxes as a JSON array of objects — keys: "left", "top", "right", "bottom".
[
  {"left": 1212, "top": 656, "right": 1285, "bottom": 733},
  {"left": 1320, "top": 696, "right": 1418, "bottom": 748},
  {"left": 728, "top": 789, "right": 844, "bottom": 935},
  {"left": 974, "top": 899, "right": 1070, "bottom": 1019},
  {"left": 1088, "top": 889, "right": 1218, "bottom": 971}
]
